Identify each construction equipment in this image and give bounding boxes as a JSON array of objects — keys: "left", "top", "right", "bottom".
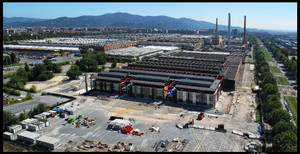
[
  {"left": 183, "top": 119, "right": 194, "bottom": 128},
  {"left": 68, "top": 117, "right": 75, "bottom": 123},
  {"left": 197, "top": 112, "right": 205, "bottom": 120},
  {"left": 76, "top": 114, "right": 82, "bottom": 120}
]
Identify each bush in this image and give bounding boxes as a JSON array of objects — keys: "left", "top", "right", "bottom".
[
  {"left": 67, "top": 65, "right": 82, "bottom": 80},
  {"left": 30, "top": 85, "right": 37, "bottom": 93}
]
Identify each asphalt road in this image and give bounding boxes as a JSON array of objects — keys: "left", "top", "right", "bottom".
[{"left": 3, "top": 94, "right": 70, "bottom": 115}]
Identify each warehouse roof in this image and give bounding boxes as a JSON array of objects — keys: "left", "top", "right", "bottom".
[
  {"left": 36, "top": 135, "right": 61, "bottom": 145},
  {"left": 110, "top": 69, "right": 215, "bottom": 81},
  {"left": 106, "top": 47, "right": 163, "bottom": 58},
  {"left": 17, "top": 131, "right": 42, "bottom": 139},
  {"left": 96, "top": 69, "right": 220, "bottom": 91}
]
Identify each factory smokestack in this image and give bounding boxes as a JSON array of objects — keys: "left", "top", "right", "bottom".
[
  {"left": 227, "top": 13, "right": 231, "bottom": 48},
  {"left": 243, "top": 15, "right": 247, "bottom": 45},
  {"left": 215, "top": 18, "right": 218, "bottom": 36}
]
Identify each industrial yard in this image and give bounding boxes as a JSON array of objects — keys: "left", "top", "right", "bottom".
[{"left": 3, "top": 50, "right": 261, "bottom": 152}]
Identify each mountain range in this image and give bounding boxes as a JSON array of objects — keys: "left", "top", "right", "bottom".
[{"left": 4, "top": 12, "right": 246, "bottom": 31}]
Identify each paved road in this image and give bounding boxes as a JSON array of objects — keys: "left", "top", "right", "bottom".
[{"left": 3, "top": 94, "right": 70, "bottom": 115}]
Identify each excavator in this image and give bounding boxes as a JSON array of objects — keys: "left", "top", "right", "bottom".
[{"left": 117, "top": 82, "right": 134, "bottom": 99}]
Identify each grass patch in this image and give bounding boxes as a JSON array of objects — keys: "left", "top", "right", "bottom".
[
  {"left": 3, "top": 72, "right": 17, "bottom": 79},
  {"left": 270, "top": 66, "right": 281, "bottom": 74},
  {"left": 289, "top": 96, "right": 297, "bottom": 113},
  {"left": 277, "top": 76, "right": 290, "bottom": 86},
  {"left": 256, "top": 110, "right": 261, "bottom": 122},
  {"left": 3, "top": 63, "right": 24, "bottom": 68},
  {"left": 261, "top": 47, "right": 274, "bottom": 62},
  {"left": 284, "top": 96, "right": 297, "bottom": 125}
]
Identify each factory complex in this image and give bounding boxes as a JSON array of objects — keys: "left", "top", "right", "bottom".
[
  {"left": 3, "top": 13, "right": 262, "bottom": 152},
  {"left": 90, "top": 49, "right": 243, "bottom": 108}
]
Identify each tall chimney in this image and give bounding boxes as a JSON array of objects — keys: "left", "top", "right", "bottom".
[
  {"left": 215, "top": 18, "right": 218, "bottom": 36},
  {"left": 227, "top": 13, "right": 231, "bottom": 48},
  {"left": 243, "top": 15, "right": 247, "bottom": 44}
]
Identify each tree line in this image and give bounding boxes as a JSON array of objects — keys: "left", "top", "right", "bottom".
[
  {"left": 67, "top": 48, "right": 123, "bottom": 80},
  {"left": 260, "top": 37, "right": 297, "bottom": 83},
  {"left": 252, "top": 36, "right": 297, "bottom": 152},
  {"left": 5, "top": 59, "right": 63, "bottom": 92},
  {"left": 3, "top": 52, "right": 19, "bottom": 66}
]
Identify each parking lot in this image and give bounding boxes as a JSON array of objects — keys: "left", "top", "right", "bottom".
[{"left": 3, "top": 94, "right": 70, "bottom": 115}]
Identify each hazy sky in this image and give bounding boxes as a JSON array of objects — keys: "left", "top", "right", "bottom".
[{"left": 3, "top": 2, "right": 297, "bottom": 31}]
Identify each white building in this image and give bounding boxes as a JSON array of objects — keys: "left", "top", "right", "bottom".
[
  {"left": 17, "top": 131, "right": 42, "bottom": 144},
  {"left": 36, "top": 135, "right": 62, "bottom": 150}
]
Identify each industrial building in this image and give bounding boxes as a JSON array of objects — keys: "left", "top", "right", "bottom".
[
  {"left": 89, "top": 49, "right": 243, "bottom": 108},
  {"left": 3, "top": 132, "right": 17, "bottom": 141},
  {"left": 36, "top": 135, "right": 62, "bottom": 150},
  {"left": 105, "top": 47, "right": 164, "bottom": 61},
  {"left": 3, "top": 44, "right": 80, "bottom": 53},
  {"left": 17, "top": 130, "right": 42, "bottom": 144}
]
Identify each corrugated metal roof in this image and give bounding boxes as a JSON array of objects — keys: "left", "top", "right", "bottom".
[{"left": 36, "top": 135, "right": 61, "bottom": 145}]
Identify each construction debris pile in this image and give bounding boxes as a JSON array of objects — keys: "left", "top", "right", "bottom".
[
  {"left": 77, "top": 139, "right": 139, "bottom": 152},
  {"left": 152, "top": 137, "right": 189, "bottom": 152},
  {"left": 74, "top": 115, "right": 96, "bottom": 128}
]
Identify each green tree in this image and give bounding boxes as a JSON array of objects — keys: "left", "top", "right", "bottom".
[
  {"left": 267, "top": 109, "right": 290, "bottom": 126},
  {"left": 43, "top": 59, "right": 53, "bottom": 70},
  {"left": 264, "top": 83, "right": 279, "bottom": 97},
  {"left": 66, "top": 65, "right": 82, "bottom": 80},
  {"left": 267, "top": 101, "right": 282, "bottom": 113},
  {"left": 52, "top": 63, "right": 62, "bottom": 73},
  {"left": 30, "top": 85, "right": 37, "bottom": 93},
  {"left": 18, "top": 113, "right": 29, "bottom": 122},
  {"left": 30, "top": 64, "right": 47, "bottom": 80},
  {"left": 77, "top": 57, "right": 98, "bottom": 72},
  {"left": 26, "top": 92, "right": 32, "bottom": 99},
  {"left": 93, "top": 51, "right": 107, "bottom": 65},
  {"left": 36, "top": 71, "right": 54, "bottom": 81},
  {"left": 271, "top": 121, "right": 297, "bottom": 138},
  {"left": 273, "top": 131, "right": 297, "bottom": 152},
  {"left": 24, "top": 62, "right": 30, "bottom": 72},
  {"left": 79, "top": 45, "right": 89, "bottom": 55},
  {"left": 266, "top": 94, "right": 280, "bottom": 103},
  {"left": 111, "top": 61, "right": 117, "bottom": 68},
  {"left": 10, "top": 52, "right": 17, "bottom": 63},
  {"left": 15, "top": 67, "right": 28, "bottom": 84},
  {"left": 3, "top": 111, "right": 19, "bottom": 130}
]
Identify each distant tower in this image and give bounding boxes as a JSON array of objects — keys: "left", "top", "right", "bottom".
[
  {"left": 243, "top": 16, "right": 247, "bottom": 45},
  {"left": 227, "top": 13, "right": 231, "bottom": 48},
  {"left": 215, "top": 18, "right": 218, "bottom": 36}
]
